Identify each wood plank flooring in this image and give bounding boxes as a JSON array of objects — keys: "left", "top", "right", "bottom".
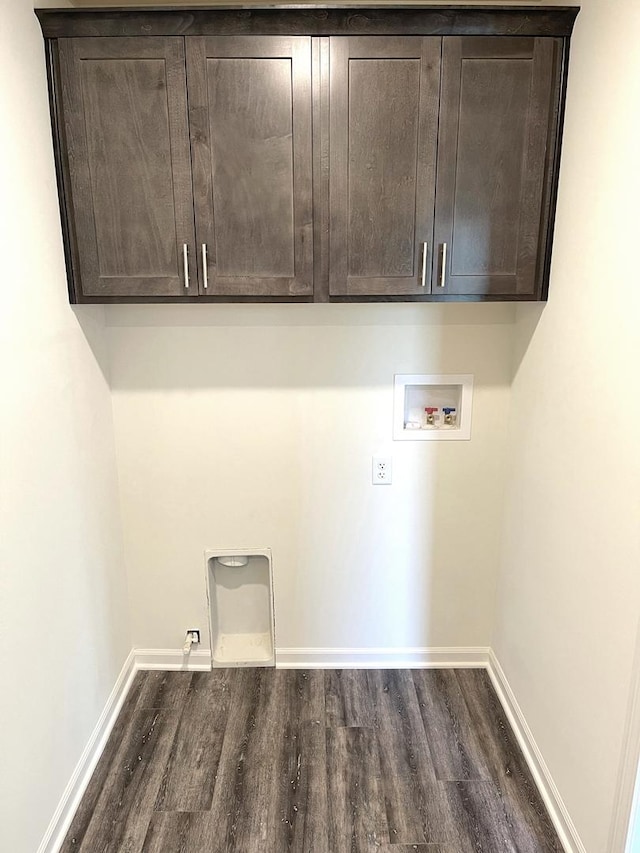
[{"left": 61, "top": 668, "right": 563, "bottom": 852}]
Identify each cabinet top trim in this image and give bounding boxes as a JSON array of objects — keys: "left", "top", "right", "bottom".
[{"left": 36, "top": 6, "right": 580, "bottom": 39}]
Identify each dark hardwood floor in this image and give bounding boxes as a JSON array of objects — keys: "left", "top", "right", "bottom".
[{"left": 61, "top": 668, "right": 563, "bottom": 852}]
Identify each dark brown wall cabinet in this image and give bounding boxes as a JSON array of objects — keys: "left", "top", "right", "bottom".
[
  {"left": 434, "top": 37, "right": 559, "bottom": 298},
  {"left": 329, "top": 37, "right": 441, "bottom": 297},
  {"left": 187, "top": 36, "right": 314, "bottom": 297},
  {"left": 38, "top": 6, "right": 579, "bottom": 304},
  {"left": 58, "top": 37, "right": 195, "bottom": 298}
]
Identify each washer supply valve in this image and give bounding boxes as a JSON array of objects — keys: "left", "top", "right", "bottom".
[
  {"left": 423, "top": 407, "right": 439, "bottom": 427},
  {"left": 443, "top": 407, "right": 457, "bottom": 426}
]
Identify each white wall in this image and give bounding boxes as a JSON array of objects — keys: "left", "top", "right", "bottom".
[
  {"left": 493, "top": 1, "right": 640, "bottom": 851},
  {"left": 15, "top": 0, "right": 640, "bottom": 849},
  {"left": 0, "top": 3, "right": 130, "bottom": 851},
  {"left": 107, "top": 303, "right": 513, "bottom": 653}
]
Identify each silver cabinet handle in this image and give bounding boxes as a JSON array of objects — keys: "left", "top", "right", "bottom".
[
  {"left": 439, "top": 242, "right": 448, "bottom": 288},
  {"left": 421, "top": 242, "right": 428, "bottom": 287},
  {"left": 202, "top": 243, "right": 208, "bottom": 290},
  {"left": 183, "top": 243, "right": 189, "bottom": 289}
]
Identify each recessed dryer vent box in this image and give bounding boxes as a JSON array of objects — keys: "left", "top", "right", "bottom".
[
  {"left": 393, "top": 374, "right": 473, "bottom": 441},
  {"left": 205, "top": 548, "right": 275, "bottom": 668}
]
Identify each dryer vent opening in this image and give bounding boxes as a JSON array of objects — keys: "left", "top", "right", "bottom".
[{"left": 206, "top": 549, "right": 274, "bottom": 668}]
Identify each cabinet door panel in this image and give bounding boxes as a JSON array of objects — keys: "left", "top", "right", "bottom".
[
  {"left": 187, "top": 37, "right": 313, "bottom": 297},
  {"left": 329, "top": 37, "right": 441, "bottom": 296},
  {"left": 434, "top": 37, "right": 559, "bottom": 298},
  {"left": 58, "top": 38, "right": 195, "bottom": 298}
]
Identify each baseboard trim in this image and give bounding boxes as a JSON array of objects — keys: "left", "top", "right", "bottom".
[
  {"left": 487, "top": 650, "right": 586, "bottom": 853},
  {"left": 134, "top": 647, "right": 212, "bottom": 671},
  {"left": 275, "top": 646, "right": 490, "bottom": 669},
  {"left": 133, "top": 646, "right": 491, "bottom": 671},
  {"left": 36, "top": 649, "right": 136, "bottom": 853}
]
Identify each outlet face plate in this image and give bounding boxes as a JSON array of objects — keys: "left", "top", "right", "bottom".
[{"left": 372, "top": 456, "right": 392, "bottom": 485}]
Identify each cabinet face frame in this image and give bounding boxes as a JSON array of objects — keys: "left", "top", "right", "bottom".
[{"left": 39, "top": 6, "right": 579, "bottom": 304}]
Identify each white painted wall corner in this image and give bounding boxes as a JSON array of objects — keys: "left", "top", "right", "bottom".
[
  {"left": 487, "top": 650, "right": 587, "bottom": 853},
  {"left": 36, "top": 646, "right": 213, "bottom": 853},
  {"left": 36, "top": 650, "right": 137, "bottom": 853}
]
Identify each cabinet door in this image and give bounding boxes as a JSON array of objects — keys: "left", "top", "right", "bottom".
[
  {"left": 186, "top": 37, "right": 313, "bottom": 297},
  {"left": 329, "top": 37, "right": 441, "bottom": 296},
  {"left": 433, "top": 38, "right": 559, "bottom": 298},
  {"left": 58, "top": 38, "right": 195, "bottom": 298}
]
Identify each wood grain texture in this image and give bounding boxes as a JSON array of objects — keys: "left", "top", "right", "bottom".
[
  {"left": 45, "top": 39, "right": 83, "bottom": 303},
  {"left": 82, "top": 58, "right": 177, "bottom": 277},
  {"left": 326, "top": 726, "right": 389, "bottom": 851},
  {"left": 36, "top": 8, "right": 581, "bottom": 40},
  {"left": 187, "top": 36, "right": 313, "bottom": 297},
  {"left": 312, "top": 36, "right": 330, "bottom": 302},
  {"left": 444, "top": 780, "right": 530, "bottom": 853},
  {"left": 202, "top": 667, "right": 275, "bottom": 851},
  {"left": 58, "top": 37, "right": 195, "bottom": 298},
  {"left": 368, "top": 669, "right": 435, "bottom": 783},
  {"left": 210, "top": 56, "right": 296, "bottom": 277},
  {"left": 325, "top": 668, "right": 374, "bottom": 727},
  {"left": 62, "top": 709, "right": 182, "bottom": 852},
  {"left": 61, "top": 668, "right": 564, "bottom": 852},
  {"left": 45, "top": 23, "right": 570, "bottom": 305},
  {"left": 141, "top": 811, "right": 207, "bottom": 853},
  {"left": 348, "top": 55, "right": 421, "bottom": 278},
  {"left": 367, "top": 670, "right": 454, "bottom": 845},
  {"left": 198, "top": 669, "right": 326, "bottom": 851},
  {"left": 329, "top": 36, "right": 441, "bottom": 296},
  {"left": 412, "top": 669, "right": 493, "bottom": 782},
  {"left": 451, "top": 56, "right": 531, "bottom": 273},
  {"left": 154, "top": 670, "right": 231, "bottom": 811},
  {"left": 433, "top": 36, "right": 560, "bottom": 297},
  {"left": 538, "top": 36, "right": 568, "bottom": 300},
  {"left": 374, "top": 847, "right": 452, "bottom": 852},
  {"left": 382, "top": 774, "right": 456, "bottom": 846},
  {"left": 136, "top": 670, "right": 194, "bottom": 709}
]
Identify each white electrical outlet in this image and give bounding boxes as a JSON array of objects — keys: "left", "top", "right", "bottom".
[{"left": 372, "top": 456, "right": 392, "bottom": 485}]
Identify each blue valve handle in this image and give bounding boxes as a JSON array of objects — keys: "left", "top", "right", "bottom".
[{"left": 443, "top": 407, "right": 457, "bottom": 414}]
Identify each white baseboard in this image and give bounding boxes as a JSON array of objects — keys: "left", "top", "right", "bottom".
[
  {"left": 275, "top": 646, "right": 490, "bottom": 669},
  {"left": 487, "top": 650, "right": 586, "bottom": 853},
  {"left": 133, "top": 646, "right": 490, "bottom": 671},
  {"left": 36, "top": 649, "right": 136, "bottom": 853},
  {"left": 134, "top": 647, "right": 212, "bottom": 671}
]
